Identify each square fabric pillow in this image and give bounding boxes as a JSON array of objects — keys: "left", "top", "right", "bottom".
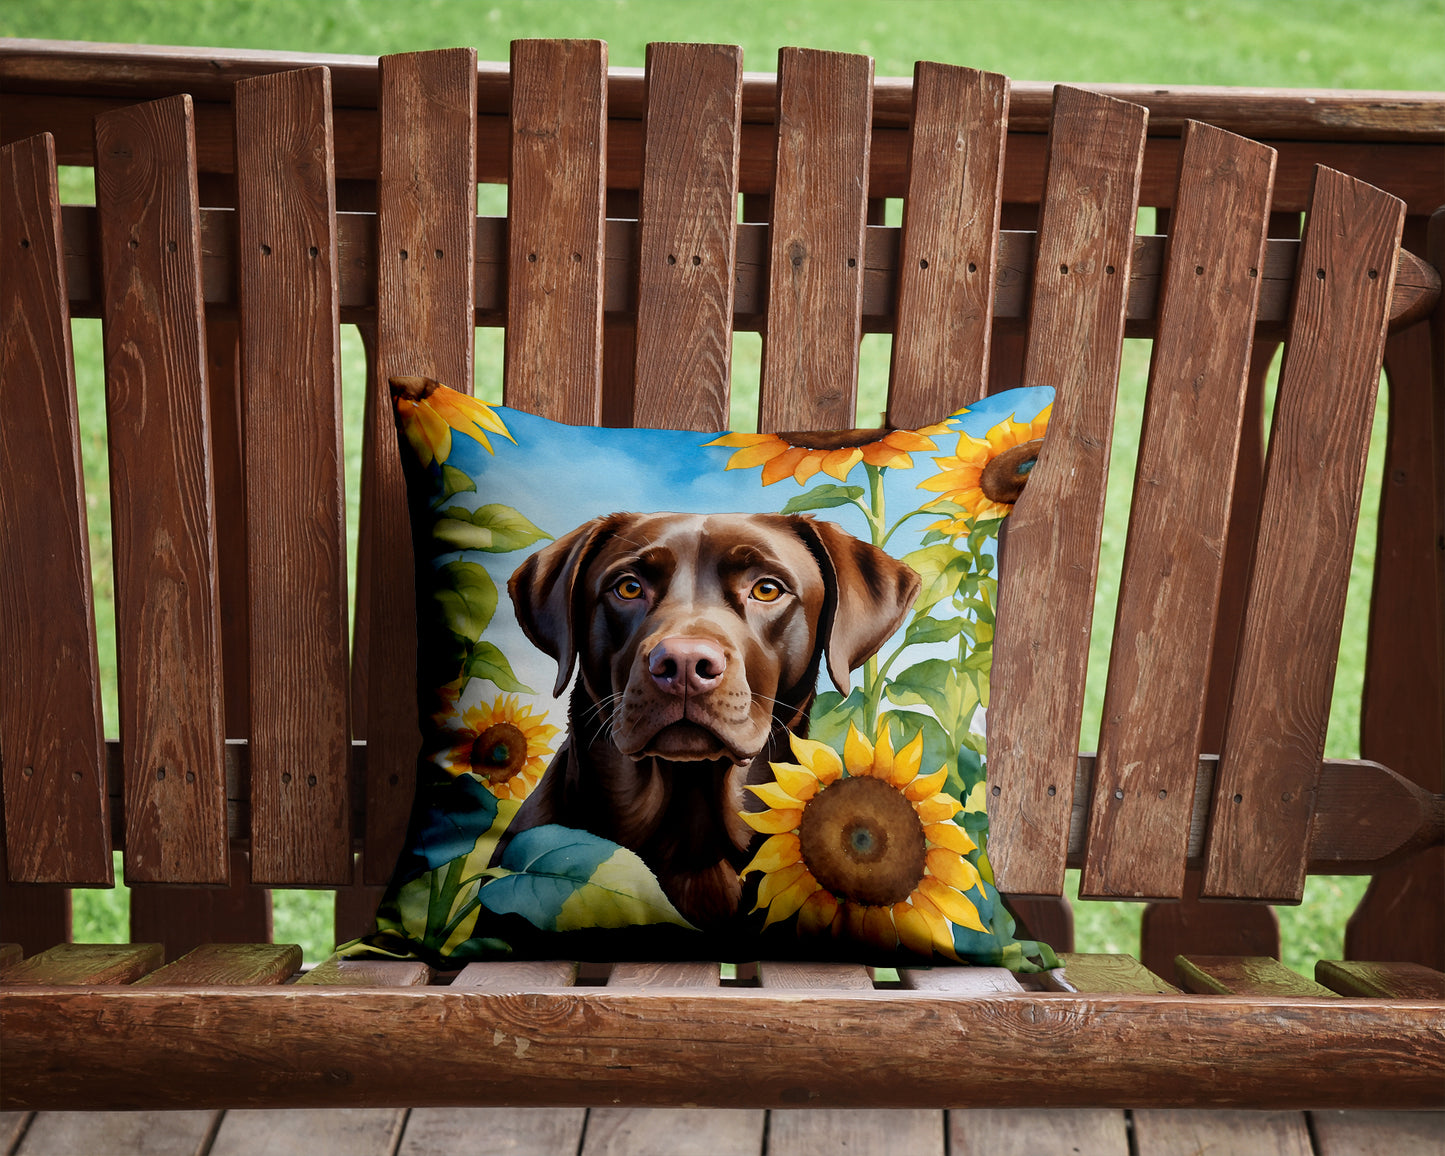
[{"left": 346, "top": 377, "right": 1058, "bottom": 971}]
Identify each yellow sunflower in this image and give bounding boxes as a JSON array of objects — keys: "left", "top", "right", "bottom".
[
  {"left": 740, "top": 720, "right": 986, "bottom": 958},
  {"left": 706, "top": 422, "right": 950, "bottom": 486},
  {"left": 436, "top": 694, "right": 560, "bottom": 800},
  {"left": 390, "top": 375, "right": 514, "bottom": 467},
  {"left": 916, "top": 405, "right": 1051, "bottom": 532}
]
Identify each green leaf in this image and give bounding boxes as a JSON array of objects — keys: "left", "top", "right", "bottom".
[
  {"left": 435, "top": 561, "right": 497, "bottom": 641},
  {"left": 780, "top": 484, "right": 864, "bottom": 515},
  {"left": 903, "top": 614, "right": 967, "bottom": 648},
  {"left": 808, "top": 687, "right": 867, "bottom": 749},
  {"left": 884, "top": 658, "right": 956, "bottom": 720},
  {"left": 901, "top": 543, "right": 967, "bottom": 616},
  {"left": 438, "top": 464, "right": 477, "bottom": 501},
  {"left": 884, "top": 711, "right": 954, "bottom": 787},
  {"left": 463, "top": 640, "right": 533, "bottom": 694},
  {"left": 434, "top": 503, "right": 552, "bottom": 553}
]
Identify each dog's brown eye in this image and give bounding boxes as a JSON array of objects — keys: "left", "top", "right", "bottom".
[
  {"left": 613, "top": 576, "right": 644, "bottom": 600},
  {"left": 751, "top": 578, "right": 784, "bottom": 603}
]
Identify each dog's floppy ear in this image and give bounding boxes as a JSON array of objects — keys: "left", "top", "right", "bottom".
[
  {"left": 508, "top": 515, "right": 620, "bottom": 697},
  {"left": 794, "top": 516, "right": 921, "bottom": 695}
]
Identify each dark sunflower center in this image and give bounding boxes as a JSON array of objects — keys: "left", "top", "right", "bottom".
[
  {"left": 979, "top": 439, "right": 1044, "bottom": 504},
  {"left": 469, "top": 722, "right": 528, "bottom": 783},
  {"left": 797, "top": 775, "right": 927, "bottom": 907},
  {"left": 775, "top": 427, "right": 888, "bottom": 451}
]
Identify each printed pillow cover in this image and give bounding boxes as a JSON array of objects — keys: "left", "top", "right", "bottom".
[{"left": 347, "top": 376, "right": 1058, "bottom": 971}]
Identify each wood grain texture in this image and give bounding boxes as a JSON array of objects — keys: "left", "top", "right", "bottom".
[
  {"left": 1311, "top": 1110, "right": 1445, "bottom": 1156},
  {"left": 361, "top": 49, "right": 478, "bottom": 885},
  {"left": 0, "top": 945, "right": 20, "bottom": 968},
  {"left": 93, "top": 95, "right": 228, "bottom": 885},
  {"left": 1175, "top": 955, "right": 1337, "bottom": 997},
  {"left": 1132, "top": 1110, "right": 1313, "bottom": 1156},
  {"left": 0, "top": 872, "right": 70, "bottom": 957},
  {"left": 899, "top": 967, "right": 1024, "bottom": 993},
  {"left": 1204, "top": 167, "right": 1406, "bottom": 903},
  {"left": 888, "top": 64, "right": 1009, "bottom": 425},
  {"left": 609, "top": 962, "right": 720, "bottom": 988},
  {"left": 583, "top": 1108, "right": 763, "bottom": 1156},
  {"left": 128, "top": 846, "right": 272, "bottom": 961},
  {"left": 0, "top": 942, "right": 162, "bottom": 985},
  {"left": 14, "top": 1110, "right": 219, "bottom": 1156},
  {"left": 451, "top": 960, "right": 579, "bottom": 988},
  {"left": 0, "top": 133, "right": 111, "bottom": 885},
  {"left": 504, "top": 39, "right": 607, "bottom": 424},
  {"left": 1083, "top": 123, "right": 1275, "bottom": 901},
  {"left": 769, "top": 1110, "right": 943, "bottom": 1156},
  {"left": 757, "top": 962, "right": 873, "bottom": 990},
  {"left": 1, "top": 1112, "right": 31, "bottom": 1154},
  {"left": 631, "top": 43, "right": 741, "bottom": 432},
  {"left": 951, "top": 1109, "right": 1128, "bottom": 1156},
  {"left": 208, "top": 1109, "right": 404, "bottom": 1156},
  {"left": 1058, "top": 953, "right": 1181, "bottom": 994},
  {"left": 1316, "top": 959, "right": 1445, "bottom": 999},
  {"left": 758, "top": 48, "right": 874, "bottom": 433},
  {"left": 297, "top": 956, "right": 433, "bottom": 987},
  {"left": 1139, "top": 869, "right": 1280, "bottom": 981},
  {"left": 233, "top": 67, "right": 352, "bottom": 885},
  {"left": 985, "top": 88, "right": 1147, "bottom": 896},
  {"left": 402, "top": 1108, "right": 588, "bottom": 1156},
  {"left": 3, "top": 987, "right": 1443, "bottom": 1110},
  {"left": 132, "top": 942, "right": 300, "bottom": 986}
]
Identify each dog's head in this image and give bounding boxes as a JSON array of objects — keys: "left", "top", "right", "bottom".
[{"left": 508, "top": 512, "right": 920, "bottom": 768}]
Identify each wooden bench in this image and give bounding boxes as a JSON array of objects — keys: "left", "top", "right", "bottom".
[{"left": 1, "top": 38, "right": 1443, "bottom": 1119}]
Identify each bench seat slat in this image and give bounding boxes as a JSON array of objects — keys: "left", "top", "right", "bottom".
[
  {"left": 1316, "top": 960, "right": 1445, "bottom": 999},
  {"left": 297, "top": 955, "right": 433, "bottom": 987},
  {"left": 986, "top": 87, "right": 1148, "bottom": 896},
  {"left": 1055, "top": 953, "right": 1181, "bottom": 994},
  {"left": 0, "top": 942, "right": 162, "bottom": 985},
  {"left": 1175, "top": 955, "right": 1337, "bottom": 997},
  {"left": 130, "top": 942, "right": 301, "bottom": 987},
  {"left": 759, "top": 48, "right": 874, "bottom": 434},
  {"left": 94, "top": 94, "right": 230, "bottom": 886},
  {"left": 756, "top": 961, "right": 872, "bottom": 990},
  {"left": 0, "top": 133, "right": 111, "bottom": 886},
  {"left": 234, "top": 67, "right": 353, "bottom": 886},
  {"left": 1204, "top": 167, "right": 1407, "bottom": 903},
  {"left": 888, "top": 63, "right": 1008, "bottom": 425},
  {"left": 1083, "top": 122, "right": 1276, "bottom": 901}
]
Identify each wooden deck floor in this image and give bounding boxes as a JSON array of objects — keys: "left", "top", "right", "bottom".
[{"left": 3, "top": 1109, "right": 1442, "bottom": 1155}]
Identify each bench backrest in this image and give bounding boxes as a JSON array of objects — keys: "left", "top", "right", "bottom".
[{"left": 1, "top": 42, "right": 1439, "bottom": 953}]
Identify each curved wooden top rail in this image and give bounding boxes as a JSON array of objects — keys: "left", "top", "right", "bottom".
[{"left": 3, "top": 37, "right": 1443, "bottom": 141}]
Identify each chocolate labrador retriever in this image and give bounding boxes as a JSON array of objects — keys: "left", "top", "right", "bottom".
[{"left": 500, "top": 511, "right": 920, "bottom": 929}]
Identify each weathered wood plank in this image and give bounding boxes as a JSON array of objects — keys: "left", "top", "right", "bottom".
[
  {"left": 1316, "top": 960, "right": 1445, "bottom": 999},
  {"left": 609, "top": 962, "right": 720, "bottom": 988},
  {"left": 1310, "top": 1110, "right": 1445, "bottom": 1156},
  {"left": 93, "top": 94, "right": 229, "bottom": 886},
  {"left": 583, "top": 1108, "right": 762, "bottom": 1156},
  {"left": 1204, "top": 167, "right": 1406, "bottom": 903},
  {"left": 950, "top": 1109, "right": 1128, "bottom": 1155},
  {"left": 3, "top": 988, "right": 1442, "bottom": 1110},
  {"left": 0, "top": 945, "right": 21, "bottom": 968},
  {"left": 757, "top": 962, "right": 873, "bottom": 990},
  {"left": 209, "top": 1109, "right": 404, "bottom": 1156},
  {"left": 0, "top": 876, "right": 69, "bottom": 958},
  {"left": 986, "top": 87, "right": 1147, "bottom": 896},
  {"left": 631, "top": 42, "right": 741, "bottom": 432},
  {"left": 769, "top": 1110, "right": 943, "bottom": 1156},
  {"left": 504, "top": 38, "right": 607, "bottom": 424},
  {"left": 888, "top": 63, "right": 1009, "bottom": 424},
  {"left": 1058, "top": 953, "right": 1181, "bottom": 994},
  {"left": 1083, "top": 122, "right": 1275, "bottom": 901},
  {"left": 297, "top": 956, "right": 433, "bottom": 987},
  {"left": 360, "top": 48, "right": 478, "bottom": 886},
  {"left": 451, "top": 960, "right": 579, "bottom": 988},
  {"left": 132, "top": 942, "right": 300, "bottom": 987},
  {"left": 1175, "top": 955, "right": 1337, "bottom": 997},
  {"left": 0, "top": 1112, "right": 31, "bottom": 1153},
  {"left": 0, "top": 942, "right": 162, "bottom": 985},
  {"left": 233, "top": 67, "right": 352, "bottom": 885},
  {"left": 401, "top": 1108, "right": 588, "bottom": 1156},
  {"left": 14, "top": 1110, "right": 219, "bottom": 1156},
  {"left": 758, "top": 47, "right": 874, "bottom": 433},
  {"left": 0, "top": 133, "right": 110, "bottom": 885},
  {"left": 128, "top": 847, "right": 272, "bottom": 962},
  {"left": 899, "top": 967, "right": 1024, "bottom": 993},
  {"left": 1132, "top": 1110, "right": 1313, "bottom": 1156}
]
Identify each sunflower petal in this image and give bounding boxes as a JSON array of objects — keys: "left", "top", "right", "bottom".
[
  {"left": 797, "top": 889, "right": 841, "bottom": 936},
  {"left": 787, "top": 735, "right": 845, "bottom": 785},
  {"left": 761, "top": 873, "right": 820, "bottom": 928},
  {"left": 924, "top": 821, "right": 978, "bottom": 856},
  {"left": 793, "top": 454, "right": 825, "bottom": 483},
  {"left": 871, "top": 723, "right": 895, "bottom": 780},
  {"left": 861, "top": 445, "right": 913, "bottom": 470},
  {"left": 903, "top": 765, "right": 948, "bottom": 802},
  {"left": 769, "top": 762, "right": 822, "bottom": 802},
  {"left": 725, "top": 440, "right": 790, "bottom": 470},
  {"left": 741, "top": 807, "right": 804, "bottom": 834},
  {"left": 742, "top": 833, "right": 802, "bottom": 877},
  {"left": 843, "top": 723, "right": 875, "bottom": 777},
  {"left": 894, "top": 901, "right": 939, "bottom": 956},
  {"left": 747, "top": 781, "right": 806, "bottom": 810},
  {"left": 704, "top": 431, "right": 776, "bottom": 448},
  {"left": 890, "top": 732, "right": 924, "bottom": 787},
  {"left": 919, "top": 877, "right": 988, "bottom": 933},
  {"left": 915, "top": 795, "right": 963, "bottom": 822},
  {"left": 757, "top": 860, "right": 810, "bottom": 908},
  {"left": 909, "top": 892, "right": 962, "bottom": 960},
  {"left": 926, "top": 846, "right": 983, "bottom": 894},
  {"left": 820, "top": 447, "right": 864, "bottom": 481},
  {"left": 862, "top": 905, "right": 899, "bottom": 951},
  {"left": 761, "top": 445, "right": 813, "bottom": 485}
]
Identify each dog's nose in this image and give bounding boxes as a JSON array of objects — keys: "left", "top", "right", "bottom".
[{"left": 648, "top": 637, "right": 727, "bottom": 696}]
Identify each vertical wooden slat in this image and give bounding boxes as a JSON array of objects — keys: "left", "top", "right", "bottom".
[
  {"left": 93, "top": 95, "right": 228, "bottom": 884},
  {"left": 1204, "top": 166, "right": 1406, "bottom": 903},
  {"left": 1081, "top": 122, "right": 1275, "bottom": 900},
  {"left": 0, "top": 133, "right": 111, "bottom": 885},
  {"left": 0, "top": 870, "right": 70, "bottom": 956},
  {"left": 362, "top": 47, "right": 478, "bottom": 884},
  {"left": 504, "top": 39, "right": 607, "bottom": 424},
  {"left": 758, "top": 48, "right": 873, "bottom": 434},
  {"left": 888, "top": 63, "right": 1009, "bottom": 425},
  {"left": 233, "top": 68, "right": 351, "bottom": 885},
  {"left": 985, "top": 88, "right": 1147, "bottom": 896},
  {"left": 128, "top": 847, "right": 271, "bottom": 961},
  {"left": 631, "top": 41, "right": 742, "bottom": 432}
]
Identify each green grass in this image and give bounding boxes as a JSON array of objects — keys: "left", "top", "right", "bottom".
[{"left": 21, "top": 0, "right": 1436, "bottom": 968}]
